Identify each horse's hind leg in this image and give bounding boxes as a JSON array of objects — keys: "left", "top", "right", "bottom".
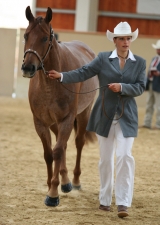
[{"left": 72, "top": 105, "right": 92, "bottom": 189}]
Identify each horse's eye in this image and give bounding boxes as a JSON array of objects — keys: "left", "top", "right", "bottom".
[{"left": 42, "top": 37, "right": 48, "bottom": 42}]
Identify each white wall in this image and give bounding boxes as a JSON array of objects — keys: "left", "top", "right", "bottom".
[
  {"left": 0, "top": 28, "right": 17, "bottom": 96},
  {"left": 0, "top": 0, "right": 35, "bottom": 29},
  {"left": 137, "top": 0, "right": 160, "bottom": 15}
]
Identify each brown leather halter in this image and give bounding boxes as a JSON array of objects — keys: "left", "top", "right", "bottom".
[{"left": 23, "top": 26, "right": 54, "bottom": 75}]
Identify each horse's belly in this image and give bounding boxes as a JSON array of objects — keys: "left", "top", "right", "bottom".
[{"left": 77, "top": 76, "right": 98, "bottom": 114}]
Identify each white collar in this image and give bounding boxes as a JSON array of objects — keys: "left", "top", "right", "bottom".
[{"left": 109, "top": 49, "right": 136, "bottom": 61}]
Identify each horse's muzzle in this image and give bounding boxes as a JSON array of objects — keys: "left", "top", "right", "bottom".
[{"left": 21, "top": 63, "right": 36, "bottom": 78}]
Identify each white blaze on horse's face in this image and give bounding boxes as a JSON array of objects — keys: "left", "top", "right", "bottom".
[{"left": 21, "top": 6, "right": 53, "bottom": 78}]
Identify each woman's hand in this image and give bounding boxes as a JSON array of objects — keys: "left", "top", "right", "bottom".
[
  {"left": 108, "top": 83, "right": 121, "bottom": 92},
  {"left": 151, "top": 70, "right": 160, "bottom": 76},
  {"left": 47, "top": 70, "right": 61, "bottom": 79}
]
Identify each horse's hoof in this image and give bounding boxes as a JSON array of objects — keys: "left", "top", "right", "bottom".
[
  {"left": 72, "top": 184, "right": 81, "bottom": 190},
  {"left": 61, "top": 182, "right": 72, "bottom": 193},
  {"left": 44, "top": 195, "right": 59, "bottom": 207}
]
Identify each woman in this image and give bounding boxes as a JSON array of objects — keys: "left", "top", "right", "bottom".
[{"left": 48, "top": 22, "right": 146, "bottom": 218}]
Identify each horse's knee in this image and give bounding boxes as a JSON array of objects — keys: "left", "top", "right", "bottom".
[{"left": 52, "top": 147, "right": 63, "bottom": 160}]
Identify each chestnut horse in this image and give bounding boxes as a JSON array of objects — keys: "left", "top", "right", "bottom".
[{"left": 21, "top": 6, "right": 98, "bottom": 206}]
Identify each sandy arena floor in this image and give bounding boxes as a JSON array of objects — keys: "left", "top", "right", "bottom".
[{"left": 0, "top": 97, "right": 160, "bottom": 225}]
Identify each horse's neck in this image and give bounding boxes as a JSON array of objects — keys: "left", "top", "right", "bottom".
[
  {"left": 48, "top": 39, "right": 62, "bottom": 71},
  {"left": 32, "top": 70, "right": 60, "bottom": 94},
  {"left": 48, "top": 40, "right": 72, "bottom": 71},
  {"left": 35, "top": 40, "right": 62, "bottom": 88}
]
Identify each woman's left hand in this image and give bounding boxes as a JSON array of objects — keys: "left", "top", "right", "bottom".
[
  {"left": 151, "top": 71, "right": 160, "bottom": 76},
  {"left": 108, "top": 83, "right": 121, "bottom": 92}
]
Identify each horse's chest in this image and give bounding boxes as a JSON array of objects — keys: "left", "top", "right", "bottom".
[
  {"left": 29, "top": 94, "right": 74, "bottom": 127},
  {"left": 30, "top": 100, "right": 55, "bottom": 125}
]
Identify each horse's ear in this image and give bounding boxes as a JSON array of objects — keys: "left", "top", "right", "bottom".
[
  {"left": 45, "top": 7, "right": 52, "bottom": 23},
  {"left": 25, "top": 6, "right": 34, "bottom": 22}
]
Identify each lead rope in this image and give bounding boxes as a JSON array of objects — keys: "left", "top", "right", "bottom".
[
  {"left": 57, "top": 81, "right": 124, "bottom": 121},
  {"left": 102, "top": 86, "right": 124, "bottom": 120}
]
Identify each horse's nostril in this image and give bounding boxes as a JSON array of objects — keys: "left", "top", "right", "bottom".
[
  {"left": 21, "top": 63, "right": 26, "bottom": 71},
  {"left": 31, "top": 64, "right": 36, "bottom": 72},
  {"left": 21, "top": 63, "right": 36, "bottom": 73}
]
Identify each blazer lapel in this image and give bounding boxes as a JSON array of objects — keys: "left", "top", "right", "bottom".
[
  {"left": 122, "top": 59, "right": 136, "bottom": 74},
  {"left": 109, "top": 58, "right": 136, "bottom": 74},
  {"left": 109, "top": 58, "right": 121, "bottom": 73}
]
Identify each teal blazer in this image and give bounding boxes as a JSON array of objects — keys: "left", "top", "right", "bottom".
[{"left": 62, "top": 51, "right": 146, "bottom": 137}]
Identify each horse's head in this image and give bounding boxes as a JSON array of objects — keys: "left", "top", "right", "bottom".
[{"left": 21, "top": 6, "right": 54, "bottom": 78}]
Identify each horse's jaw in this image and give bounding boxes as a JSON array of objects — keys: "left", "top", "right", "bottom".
[{"left": 22, "top": 70, "right": 36, "bottom": 78}]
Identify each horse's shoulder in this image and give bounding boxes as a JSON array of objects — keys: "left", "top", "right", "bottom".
[
  {"left": 58, "top": 40, "right": 95, "bottom": 58},
  {"left": 60, "top": 40, "right": 89, "bottom": 49}
]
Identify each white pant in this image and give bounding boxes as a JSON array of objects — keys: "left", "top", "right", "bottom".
[{"left": 96, "top": 121, "right": 135, "bottom": 207}]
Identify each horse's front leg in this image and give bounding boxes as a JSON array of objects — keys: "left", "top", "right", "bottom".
[
  {"left": 50, "top": 123, "right": 72, "bottom": 192},
  {"left": 34, "top": 117, "right": 53, "bottom": 190},
  {"left": 46, "top": 118, "right": 74, "bottom": 206}
]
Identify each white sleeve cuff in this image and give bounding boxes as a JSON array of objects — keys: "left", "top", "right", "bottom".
[
  {"left": 120, "top": 83, "right": 122, "bottom": 92},
  {"left": 60, "top": 73, "right": 63, "bottom": 82}
]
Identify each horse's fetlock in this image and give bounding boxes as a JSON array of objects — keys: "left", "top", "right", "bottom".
[
  {"left": 60, "top": 168, "right": 68, "bottom": 176},
  {"left": 74, "top": 169, "right": 81, "bottom": 177},
  {"left": 51, "top": 178, "right": 60, "bottom": 187}
]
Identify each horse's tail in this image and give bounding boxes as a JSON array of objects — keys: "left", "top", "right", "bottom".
[
  {"left": 85, "top": 130, "right": 96, "bottom": 144},
  {"left": 73, "top": 120, "right": 96, "bottom": 145}
]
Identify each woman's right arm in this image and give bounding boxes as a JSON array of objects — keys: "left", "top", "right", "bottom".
[{"left": 48, "top": 53, "right": 102, "bottom": 83}]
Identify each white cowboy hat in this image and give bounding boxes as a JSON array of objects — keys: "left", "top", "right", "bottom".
[
  {"left": 106, "top": 22, "right": 138, "bottom": 42},
  {"left": 152, "top": 40, "right": 160, "bottom": 49}
]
